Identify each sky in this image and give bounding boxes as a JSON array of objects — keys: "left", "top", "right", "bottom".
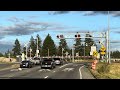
[{"left": 0, "top": 11, "right": 120, "bottom": 53}]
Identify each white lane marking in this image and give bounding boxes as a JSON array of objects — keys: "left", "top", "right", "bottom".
[
  {"left": 59, "top": 63, "right": 72, "bottom": 68},
  {"left": 79, "top": 65, "right": 84, "bottom": 79},
  {"left": 10, "top": 69, "right": 19, "bottom": 71},
  {"left": 39, "top": 69, "right": 43, "bottom": 72},
  {"left": 62, "top": 68, "right": 74, "bottom": 72},
  {"left": 44, "top": 76, "right": 48, "bottom": 79},
  {"left": 53, "top": 71, "right": 56, "bottom": 73},
  {"left": 46, "top": 69, "right": 51, "bottom": 71},
  {"left": 39, "top": 69, "right": 51, "bottom": 72}
]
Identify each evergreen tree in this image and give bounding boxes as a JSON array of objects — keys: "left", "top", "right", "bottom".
[
  {"left": 57, "top": 38, "right": 69, "bottom": 56},
  {"left": 12, "top": 39, "right": 21, "bottom": 57},
  {"left": 0, "top": 52, "right": 3, "bottom": 57},
  {"left": 74, "top": 37, "right": 82, "bottom": 56},
  {"left": 84, "top": 32, "right": 95, "bottom": 56},
  {"left": 42, "top": 34, "right": 57, "bottom": 56},
  {"left": 29, "top": 36, "right": 36, "bottom": 57}
]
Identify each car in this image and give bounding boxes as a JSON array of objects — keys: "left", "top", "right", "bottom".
[
  {"left": 53, "top": 58, "right": 63, "bottom": 65},
  {"left": 20, "top": 60, "right": 34, "bottom": 68},
  {"left": 40, "top": 58, "right": 56, "bottom": 69},
  {"left": 31, "top": 57, "right": 41, "bottom": 65}
]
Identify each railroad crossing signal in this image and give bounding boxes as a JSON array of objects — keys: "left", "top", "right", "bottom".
[
  {"left": 100, "top": 45, "right": 106, "bottom": 55},
  {"left": 57, "top": 35, "right": 64, "bottom": 39},
  {"left": 93, "top": 51, "right": 98, "bottom": 57},
  {"left": 100, "top": 46, "right": 106, "bottom": 52},
  {"left": 75, "top": 32, "right": 80, "bottom": 38}
]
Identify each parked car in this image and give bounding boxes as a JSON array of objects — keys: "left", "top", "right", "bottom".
[
  {"left": 53, "top": 58, "right": 63, "bottom": 65},
  {"left": 41, "top": 58, "right": 56, "bottom": 69},
  {"left": 20, "top": 60, "right": 34, "bottom": 68},
  {"left": 31, "top": 57, "right": 41, "bottom": 65}
]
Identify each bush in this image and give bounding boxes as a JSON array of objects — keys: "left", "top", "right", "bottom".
[{"left": 97, "top": 63, "right": 109, "bottom": 73}]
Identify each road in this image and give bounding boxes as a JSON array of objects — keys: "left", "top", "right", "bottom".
[{"left": 0, "top": 62, "right": 95, "bottom": 79}]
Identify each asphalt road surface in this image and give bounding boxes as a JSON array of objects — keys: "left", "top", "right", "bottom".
[{"left": 0, "top": 62, "right": 95, "bottom": 79}]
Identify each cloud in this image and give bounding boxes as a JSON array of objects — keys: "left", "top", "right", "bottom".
[
  {"left": 111, "top": 40, "right": 120, "bottom": 43},
  {"left": 113, "top": 31, "right": 120, "bottom": 34},
  {"left": 0, "top": 41, "right": 13, "bottom": 53},
  {"left": 48, "top": 11, "right": 70, "bottom": 15},
  {"left": 28, "top": 16, "right": 39, "bottom": 18},
  {"left": 7, "top": 16, "right": 23, "bottom": 23},
  {"left": 49, "top": 11, "right": 120, "bottom": 17}
]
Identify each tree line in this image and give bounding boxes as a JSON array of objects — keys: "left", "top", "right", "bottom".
[{"left": 2, "top": 32, "right": 115, "bottom": 58}]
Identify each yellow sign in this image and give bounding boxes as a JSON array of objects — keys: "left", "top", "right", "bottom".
[
  {"left": 100, "top": 46, "right": 106, "bottom": 52},
  {"left": 93, "top": 51, "right": 98, "bottom": 57},
  {"left": 100, "top": 51, "right": 106, "bottom": 55}
]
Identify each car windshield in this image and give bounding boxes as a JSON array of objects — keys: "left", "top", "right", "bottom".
[
  {"left": 53, "top": 58, "right": 61, "bottom": 60},
  {"left": 22, "top": 61, "right": 29, "bottom": 63},
  {"left": 42, "top": 58, "right": 52, "bottom": 61},
  {"left": 33, "top": 58, "right": 40, "bottom": 60}
]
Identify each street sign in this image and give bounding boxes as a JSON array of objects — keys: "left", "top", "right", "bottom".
[
  {"left": 100, "top": 51, "right": 106, "bottom": 55},
  {"left": 97, "top": 53, "right": 100, "bottom": 59},
  {"left": 90, "top": 46, "right": 96, "bottom": 55},
  {"left": 37, "top": 50, "right": 39, "bottom": 53},
  {"left": 90, "top": 51, "right": 93, "bottom": 55},
  {"left": 76, "top": 53, "right": 79, "bottom": 56},
  {"left": 22, "top": 53, "right": 25, "bottom": 61},
  {"left": 30, "top": 48, "right": 32, "bottom": 52},
  {"left": 93, "top": 51, "right": 98, "bottom": 57},
  {"left": 100, "top": 46, "right": 106, "bottom": 52},
  {"left": 65, "top": 52, "right": 69, "bottom": 56}
]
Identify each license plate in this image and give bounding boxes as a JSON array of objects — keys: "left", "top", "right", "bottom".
[
  {"left": 23, "top": 65, "right": 26, "bottom": 66},
  {"left": 45, "top": 65, "right": 47, "bottom": 67}
]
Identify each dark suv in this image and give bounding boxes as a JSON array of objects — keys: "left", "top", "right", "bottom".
[
  {"left": 20, "top": 60, "right": 34, "bottom": 68},
  {"left": 41, "top": 58, "right": 56, "bottom": 69}
]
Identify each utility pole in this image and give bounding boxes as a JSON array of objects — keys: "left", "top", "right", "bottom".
[
  {"left": 84, "top": 45, "right": 85, "bottom": 60},
  {"left": 72, "top": 47, "right": 74, "bottom": 62},
  {"left": 30, "top": 47, "right": 32, "bottom": 59},
  {"left": 62, "top": 48, "right": 64, "bottom": 60},
  {"left": 36, "top": 37, "right": 38, "bottom": 57},
  {"left": 25, "top": 44, "right": 27, "bottom": 59},
  {"left": 108, "top": 11, "right": 111, "bottom": 64}
]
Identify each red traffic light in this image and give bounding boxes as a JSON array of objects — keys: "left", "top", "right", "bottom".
[
  {"left": 78, "top": 34, "right": 80, "bottom": 37},
  {"left": 57, "top": 35, "right": 64, "bottom": 39},
  {"left": 75, "top": 34, "right": 80, "bottom": 38},
  {"left": 60, "top": 35, "right": 64, "bottom": 38}
]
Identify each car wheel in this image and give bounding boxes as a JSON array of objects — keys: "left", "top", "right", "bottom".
[{"left": 50, "top": 66, "right": 53, "bottom": 69}]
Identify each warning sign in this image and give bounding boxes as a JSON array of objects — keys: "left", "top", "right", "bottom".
[
  {"left": 100, "top": 52, "right": 106, "bottom": 55},
  {"left": 93, "top": 51, "right": 98, "bottom": 57},
  {"left": 100, "top": 46, "right": 106, "bottom": 52}
]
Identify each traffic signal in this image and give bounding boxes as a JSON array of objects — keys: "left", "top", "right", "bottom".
[
  {"left": 57, "top": 35, "right": 59, "bottom": 38},
  {"left": 60, "top": 35, "right": 63, "bottom": 38},
  {"left": 75, "top": 35, "right": 77, "bottom": 37},
  {"left": 57, "top": 35, "right": 64, "bottom": 39},
  {"left": 75, "top": 33, "right": 80, "bottom": 38}
]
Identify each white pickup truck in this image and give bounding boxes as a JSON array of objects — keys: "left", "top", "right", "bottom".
[{"left": 31, "top": 57, "right": 41, "bottom": 65}]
